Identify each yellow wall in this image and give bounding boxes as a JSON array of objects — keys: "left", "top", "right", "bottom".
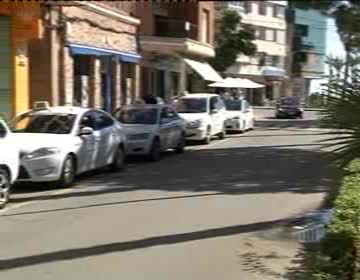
[{"left": 0, "top": 2, "right": 42, "bottom": 116}]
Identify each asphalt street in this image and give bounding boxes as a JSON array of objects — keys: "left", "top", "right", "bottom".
[{"left": 0, "top": 114, "right": 339, "bottom": 279}]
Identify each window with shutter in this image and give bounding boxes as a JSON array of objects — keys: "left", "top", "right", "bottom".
[{"left": 0, "top": 16, "right": 11, "bottom": 119}]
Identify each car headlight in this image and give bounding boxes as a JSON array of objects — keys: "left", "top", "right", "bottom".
[
  {"left": 23, "top": 147, "right": 60, "bottom": 160},
  {"left": 128, "top": 133, "right": 151, "bottom": 141},
  {"left": 187, "top": 119, "right": 203, "bottom": 129}
]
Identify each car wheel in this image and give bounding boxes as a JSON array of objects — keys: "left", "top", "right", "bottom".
[
  {"left": 57, "top": 155, "right": 75, "bottom": 188},
  {"left": 218, "top": 124, "right": 226, "bottom": 140},
  {"left": 175, "top": 134, "right": 186, "bottom": 154},
  {"left": 110, "top": 146, "right": 125, "bottom": 172},
  {"left": 149, "top": 139, "right": 161, "bottom": 162},
  {"left": 202, "top": 126, "right": 212, "bottom": 144},
  {"left": 0, "top": 168, "right": 11, "bottom": 209}
]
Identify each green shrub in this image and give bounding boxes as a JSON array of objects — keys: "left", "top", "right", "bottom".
[{"left": 309, "top": 160, "right": 360, "bottom": 279}]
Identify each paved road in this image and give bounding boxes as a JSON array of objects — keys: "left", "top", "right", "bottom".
[
  {"left": 0, "top": 125, "right": 338, "bottom": 279},
  {"left": 253, "top": 107, "right": 321, "bottom": 120}
]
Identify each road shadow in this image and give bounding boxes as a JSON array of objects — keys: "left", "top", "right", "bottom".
[
  {"left": 0, "top": 217, "right": 288, "bottom": 271},
  {"left": 7, "top": 142, "right": 341, "bottom": 215}
]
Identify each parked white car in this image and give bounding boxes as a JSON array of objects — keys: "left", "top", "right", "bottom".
[
  {"left": 176, "top": 93, "right": 227, "bottom": 143},
  {"left": 114, "top": 104, "right": 186, "bottom": 161},
  {"left": 224, "top": 99, "right": 255, "bottom": 132},
  {"left": 0, "top": 119, "right": 19, "bottom": 208},
  {"left": 12, "top": 105, "right": 126, "bottom": 187}
]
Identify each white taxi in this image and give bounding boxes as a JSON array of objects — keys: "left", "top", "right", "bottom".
[
  {"left": 224, "top": 99, "right": 255, "bottom": 132},
  {"left": 114, "top": 104, "right": 186, "bottom": 161},
  {"left": 12, "top": 104, "right": 126, "bottom": 187},
  {"left": 0, "top": 119, "right": 19, "bottom": 208},
  {"left": 176, "top": 94, "right": 227, "bottom": 144}
]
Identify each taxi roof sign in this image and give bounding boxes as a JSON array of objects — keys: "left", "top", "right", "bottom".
[{"left": 33, "top": 101, "right": 50, "bottom": 111}]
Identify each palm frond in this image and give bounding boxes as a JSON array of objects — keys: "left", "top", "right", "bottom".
[{"left": 319, "top": 68, "right": 360, "bottom": 168}]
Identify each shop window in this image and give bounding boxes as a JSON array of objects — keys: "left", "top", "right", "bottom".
[
  {"left": 73, "top": 55, "right": 90, "bottom": 106},
  {"left": 171, "top": 72, "right": 179, "bottom": 96},
  {"left": 141, "top": 67, "right": 150, "bottom": 97},
  {"left": 157, "top": 70, "right": 165, "bottom": 99}
]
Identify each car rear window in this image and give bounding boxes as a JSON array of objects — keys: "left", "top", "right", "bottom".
[{"left": 116, "top": 108, "right": 158, "bottom": 125}]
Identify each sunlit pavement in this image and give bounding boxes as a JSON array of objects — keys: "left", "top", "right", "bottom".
[{"left": 0, "top": 116, "right": 339, "bottom": 279}]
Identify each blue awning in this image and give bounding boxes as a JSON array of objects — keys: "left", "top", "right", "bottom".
[{"left": 68, "top": 43, "right": 141, "bottom": 63}]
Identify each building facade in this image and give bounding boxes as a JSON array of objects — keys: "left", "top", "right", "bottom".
[
  {"left": 134, "top": 1, "right": 221, "bottom": 102},
  {"left": 30, "top": 1, "right": 141, "bottom": 113},
  {"left": 216, "top": 1, "right": 288, "bottom": 105},
  {"left": 0, "top": 2, "right": 42, "bottom": 119},
  {"left": 290, "top": 7, "right": 327, "bottom": 99}
]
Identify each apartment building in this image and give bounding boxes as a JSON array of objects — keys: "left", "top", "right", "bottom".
[
  {"left": 216, "top": 1, "right": 287, "bottom": 105},
  {"left": 290, "top": 7, "right": 327, "bottom": 99},
  {"left": 134, "top": 1, "right": 221, "bottom": 101}
]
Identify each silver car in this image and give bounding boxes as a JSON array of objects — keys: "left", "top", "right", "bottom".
[{"left": 114, "top": 104, "right": 186, "bottom": 161}]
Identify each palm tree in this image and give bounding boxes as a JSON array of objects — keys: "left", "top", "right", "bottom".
[{"left": 321, "top": 63, "right": 360, "bottom": 167}]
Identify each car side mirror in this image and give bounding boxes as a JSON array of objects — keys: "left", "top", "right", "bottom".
[{"left": 79, "top": 126, "right": 94, "bottom": 136}]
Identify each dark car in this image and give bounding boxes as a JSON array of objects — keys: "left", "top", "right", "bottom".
[{"left": 275, "top": 97, "right": 304, "bottom": 119}]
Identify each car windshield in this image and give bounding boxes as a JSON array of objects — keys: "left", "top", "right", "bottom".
[
  {"left": 116, "top": 108, "right": 158, "bottom": 125},
  {"left": 12, "top": 113, "right": 76, "bottom": 134},
  {"left": 279, "top": 98, "right": 300, "bottom": 106},
  {"left": 176, "top": 98, "right": 207, "bottom": 113},
  {"left": 225, "top": 100, "right": 243, "bottom": 111}
]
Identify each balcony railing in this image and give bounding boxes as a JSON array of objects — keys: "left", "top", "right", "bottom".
[{"left": 154, "top": 17, "right": 198, "bottom": 41}]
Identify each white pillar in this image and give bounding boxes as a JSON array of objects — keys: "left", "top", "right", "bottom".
[
  {"left": 114, "top": 61, "right": 122, "bottom": 108},
  {"left": 63, "top": 47, "right": 73, "bottom": 106},
  {"left": 89, "top": 56, "right": 101, "bottom": 108},
  {"left": 164, "top": 70, "right": 172, "bottom": 103},
  {"left": 178, "top": 58, "right": 187, "bottom": 93}
]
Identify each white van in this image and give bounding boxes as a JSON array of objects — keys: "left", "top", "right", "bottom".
[
  {"left": 176, "top": 94, "right": 227, "bottom": 144},
  {"left": 0, "top": 120, "right": 19, "bottom": 208}
]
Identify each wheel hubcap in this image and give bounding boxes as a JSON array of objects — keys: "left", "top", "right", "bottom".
[{"left": 0, "top": 173, "right": 10, "bottom": 204}]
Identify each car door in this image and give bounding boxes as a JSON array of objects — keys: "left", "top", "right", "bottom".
[
  {"left": 93, "top": 111, "right": 118, "bottom": 167},
  {"left": 0, "top": 121, "right": 18, "bottom": 180},
  {"left": 77, "top": 111, "right": 98, "bottom": 173},
  {"left": 209, "top": 96, "right": 223, "bottom": 135},
  {"left": 165, "top": 106, "right": 182, "bottom": 147},
  {"left": 159, "top": 107, "right": 172, "bottom": 150}
]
